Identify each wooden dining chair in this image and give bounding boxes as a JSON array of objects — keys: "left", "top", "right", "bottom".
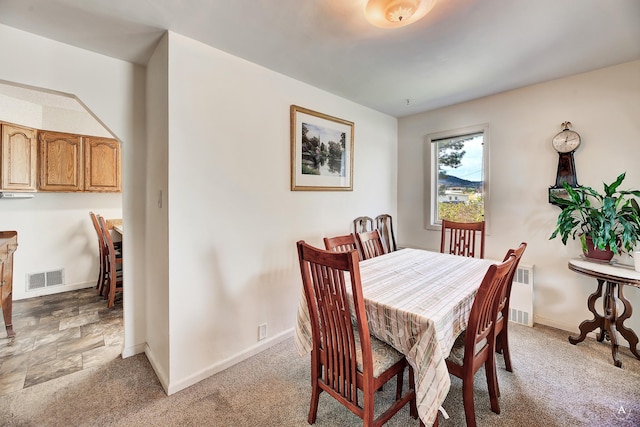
[
  {"left": 375, "top": 214, "right": 397, "bottom": 253},
  {"left": 296, "top": 241, "right": 417, "bottom": 426},
  {"left": 90, "top": 212, "right": 123, "bottom": 298},
  {"left": 495, "top": 242, "right": 527, "bottom": 373},
  {"left": 89, "top": 212, "right": 108, "bottom": 295},
  {"left": 445, "top": 254, "right": 517, "bottom": 427},
  {"left": 98, "top": 215, "right": 123, "bottom": 308},
  {"left": 440, "top": 219, "right": 486, "bottom": 258},
  {"left": 353, "top": 216, "right": 374, "bottom": 233},
  {"left": 323, "top": 233, "right": 362, "bottom": 260},
  {"left": 356, "top": 230, "right": 386, "bottom": 260}
]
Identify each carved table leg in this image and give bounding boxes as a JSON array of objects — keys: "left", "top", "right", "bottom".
[
  {"left": 1, "top": 294, "right": 15, "bottom": 338},
  {"left": 602, "top": 282, "right": 621, "bottom": 367},
  {"left": 615, "top": 284, "right": 640, "bottom": 360},
  {"left": 569, "top": 279, "right": 604, "bottom": 345}
]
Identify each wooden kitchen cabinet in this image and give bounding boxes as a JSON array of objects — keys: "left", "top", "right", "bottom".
[
  {"left": 0, "top": 230, "right": 17, "bottom": 338},
  {"left": 1, "top": 122, "right": 38, "bottom": 192},
  {"left": 39, "top": 130, "right": 83, "bottom": 191},
  {"left": 39, "top": 131, "right": 121, "bottom": 192},
  {"left": 84, "top": 136, "right": 121, "bottom": 192}
]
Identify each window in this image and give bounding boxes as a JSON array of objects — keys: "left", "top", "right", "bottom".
[{"left": 425, "top": 124, "right": 489, "bottom": 229}]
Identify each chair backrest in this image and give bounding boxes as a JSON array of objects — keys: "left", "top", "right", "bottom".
[
  {"left": 356, "top": 230, "right": 386, "bottom": 260},
  {"left": 89, "top": 211, "right": 107, "bottom": 292},
  {"left": 98, "top": 214, "right": 124, "bottom": 307},
  {"left": 375, "top": 214, "right": 397, "bottom": 253},
  {"left": 440, "top": 219, "right": 486, "bottom": 258},
  {"left": 297, "top": 241, "right": 374, "bottom": 395},
  {"left": 324, "top": 233, "right": 361, "bottom": 259},
  {"left": 497, "top": 242, "right": 527, "bottom": 320},
  {"left": 462, "top": 254, "right": 517, "bottom": 363},
  {"left": 89, "top": 211, "right": 105, "bottom": 265},
  {"left": 353, "top": 216, "right": 374, "bottom": 233},
  {"left": 97, "top": 215, "right": 117, "bottom": 268}
]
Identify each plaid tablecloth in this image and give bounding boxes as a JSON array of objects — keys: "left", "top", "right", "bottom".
[{"left": 295, "top": 248, "right": 494, "bottom": 426}]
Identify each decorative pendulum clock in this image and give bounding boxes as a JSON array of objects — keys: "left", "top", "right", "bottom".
[{"left": 548, "top": 121, "right": 581, "bottom": 206}]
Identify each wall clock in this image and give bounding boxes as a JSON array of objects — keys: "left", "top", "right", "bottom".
[{"left": 549, "top": 121, "right": 581, "bottom": 206}]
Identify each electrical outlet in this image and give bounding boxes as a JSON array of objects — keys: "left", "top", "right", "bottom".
[{"left": 258, "top": 323, "right": 267, "bottom": 340}]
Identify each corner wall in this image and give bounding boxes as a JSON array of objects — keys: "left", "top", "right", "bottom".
[
  {"left": 144, "top": 33, "right": 170, "bottom": 388},
  {"left": 398, "top": 60, "right": 640, "bottom": 336},
  {"left": 164, "top": 32, "right": 398, "bottom": 393}
]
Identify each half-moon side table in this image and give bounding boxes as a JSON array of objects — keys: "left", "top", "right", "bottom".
[{"left": 568, "top": 258, "right": 640, "bottom": 367}]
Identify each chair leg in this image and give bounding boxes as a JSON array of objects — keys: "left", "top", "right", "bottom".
[
  {"left": 500, "top": 327, "right": 513, "bottom": 372},
  {"left": 409, "top": 367, "right": 418, "bottom": 419},
  {"left": 485, "top": 355, "right": 501, "bottom": 414},
  {"left": 462, "top": 372, "right": 477, "bottom": 427},
  {"left": 308, "top": 376, "right": 320, "bottom": 424},
  {"left": 363, "top": 385, "right": 375, "bottom": 426},
  {"left": 108, "top": 284, "right": 117, "bottom": 308},
  {"left": 395, "top": 367, "right": 404, "bottom": 401}
]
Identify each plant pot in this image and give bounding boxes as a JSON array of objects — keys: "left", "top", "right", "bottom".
[{"left": 582, "top": 236, "right": 614, "bottom": 261}]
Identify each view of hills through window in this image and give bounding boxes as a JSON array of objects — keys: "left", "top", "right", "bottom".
[{"left": 435, "top": 132, "right": 484, "bottom": 223}]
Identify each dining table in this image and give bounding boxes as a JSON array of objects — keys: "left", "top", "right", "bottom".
[
  {"left": 295, "top": 247, "right": 495, "bottom": 426},
  {"left": 113, "top": 224, "right": 123, "bottom": 235},
  {"left": 106, "top": 218, "right": 123, "bottom": 235}
]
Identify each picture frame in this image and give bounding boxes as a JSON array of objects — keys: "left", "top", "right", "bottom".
[{"left": 290, "top": 105, "right": 354, "bottom": 191}]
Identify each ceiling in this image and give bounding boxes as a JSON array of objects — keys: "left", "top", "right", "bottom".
[{"left": 0, "top": 0, "right": 638, "bottom": 117}]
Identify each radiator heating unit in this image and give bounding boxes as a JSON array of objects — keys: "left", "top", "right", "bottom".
[{"left": 508, "top": 264, "right": 534, "bottom": 327}]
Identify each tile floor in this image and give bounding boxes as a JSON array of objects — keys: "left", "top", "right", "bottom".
[{"left": 0, "top": 288, "right": 123, "bottom": 396}]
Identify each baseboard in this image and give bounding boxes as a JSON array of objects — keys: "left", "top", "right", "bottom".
[
  {"left": 121, "top": 342, "right": 145, "bottom": 359},
  {"left": 532, "top": 315, "right": 574, "bottom": 333},
  {"left": 15, "top": 281, "right": 94, "bottom": 300},
  {"left": 145, "top": 344, "right": 170, "bottom": 394},
  {"left": 166, "top": 328, "right": 294, "bottom": 396}
]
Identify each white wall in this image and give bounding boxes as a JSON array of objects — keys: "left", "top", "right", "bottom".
[
  {"left": 398, "top": 60, "right": 640, "bottom": 337},
  {"left": 144, "top": 33, "right": 170, "bottom": 389},
  {"left": 163, "top": 32, "right": 397, "bottom": 393},
  {"left": 0, "top": 23, "right": 147, "bottom": 357}
]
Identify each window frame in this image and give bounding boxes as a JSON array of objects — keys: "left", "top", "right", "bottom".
[{"left": 423, "top": 123, "right": 490, "bottom": 231}]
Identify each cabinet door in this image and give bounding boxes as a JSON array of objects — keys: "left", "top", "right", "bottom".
[
  {"left": 39, "top": 131, "right": 83, "bottom": 191},
  {"left": 1, "top": 123, "right": 38, "bottom": 191},
  {"left": 84, "top": 137, "right": 121, "bottom": 192}
]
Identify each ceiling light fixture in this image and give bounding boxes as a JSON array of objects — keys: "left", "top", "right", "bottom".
[{"left": 365, "top": 0, "right": 438, "bottom": 28}]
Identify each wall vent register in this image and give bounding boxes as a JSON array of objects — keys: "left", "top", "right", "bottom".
[{"left": 27, "top": 269, "right": 64, "bottom": 291}]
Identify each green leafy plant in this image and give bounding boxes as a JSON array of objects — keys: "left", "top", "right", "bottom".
[{"left": 550, "top": 172, "right": 640, "bottom": 255}]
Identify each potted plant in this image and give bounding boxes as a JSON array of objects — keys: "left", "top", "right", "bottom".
[{"left": 550, "top": 172, "right": 640, "bottom": 261}]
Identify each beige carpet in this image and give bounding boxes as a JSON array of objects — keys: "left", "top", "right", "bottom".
[{"left": 1, "top": 323, "right": 639, "bottom": 426}]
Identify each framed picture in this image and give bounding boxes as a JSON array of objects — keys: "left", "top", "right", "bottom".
[{"left": 290, "top": 105, "right": 354, "bottom": 191}]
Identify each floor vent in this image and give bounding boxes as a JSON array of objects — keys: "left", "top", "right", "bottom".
[
  {"left": 27, "top": 269, "right": 65, "bottom": 291},
  {"left": 509, "top": 264, "right": 533, "bottom": 326}
]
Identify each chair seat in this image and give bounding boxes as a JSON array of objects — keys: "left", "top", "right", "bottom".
[
  {"left": 447, "top": 331, "right": 488, "bottom": 366},
  {"left": 354, "top": 329, "right": 405, "bottom": 377}
]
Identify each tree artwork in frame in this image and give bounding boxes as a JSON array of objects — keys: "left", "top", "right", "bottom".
[{"left": 290, "top": 105, "right": 354, "bottom": 191}]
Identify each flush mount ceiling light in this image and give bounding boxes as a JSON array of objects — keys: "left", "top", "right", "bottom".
[{"left": 365, "top": 0, "right": 438, "bottom": 28}]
